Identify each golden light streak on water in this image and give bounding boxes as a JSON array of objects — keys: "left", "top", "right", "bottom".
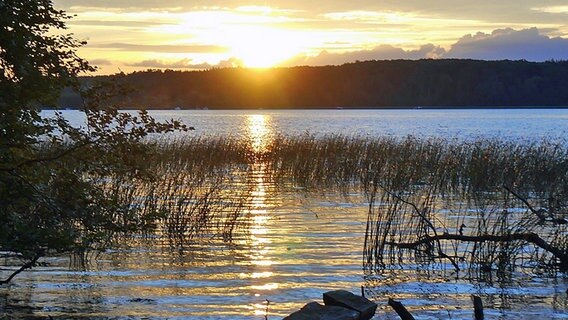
[
  {"left": 244, "top": 162, "right": 278, "bottom": 315},
  {"left": 9, "top": 109, "right": 567, "bottom": 319},
  {"left": 246, "top": 114, "right": 272, "bottom": 154}
]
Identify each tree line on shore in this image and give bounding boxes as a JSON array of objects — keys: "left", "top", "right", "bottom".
[{"left": 60, "top": 59, "right": 568, "bottom": 109}]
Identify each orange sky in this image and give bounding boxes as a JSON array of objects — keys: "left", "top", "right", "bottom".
[{"left": 53, "top": 1, "right": 568, "bottom": 74}]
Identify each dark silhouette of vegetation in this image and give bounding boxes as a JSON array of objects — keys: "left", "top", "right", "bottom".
[
  {"left": 61, "top": 59, "right": 568, "bottom": 109},
  {"left": 0, "top": 0, "right": 190, "bottom": 284}
]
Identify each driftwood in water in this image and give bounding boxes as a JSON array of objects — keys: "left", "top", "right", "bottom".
[
  {"left": 388, "top": 298, "right": 415, "bottom": 320},
  {"left": 284, "top": 290, "right": 377, "bottom": 320},
  {"left": 323, "top": 290, "right": 377, "bottom": 320},
  {"left": 472, "top": 295, "right": 484, "bottom": 320},
  {"left": 384, "top": 232, "right": 568, "bottom": 270},
  {"left": 364, "top": 183, "right": 568, "bottom": 276},
  {"left": 0, "top": 251, "right": 43, "bottom": 285},
  {"left": 388, "top": 295, "right": 485, "bottom": 320}
]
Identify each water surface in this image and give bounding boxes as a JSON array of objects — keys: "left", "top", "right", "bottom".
[
  {"left": 4, "top": 108, "right": 568, "bottom": 319},
  {"left": 47, "top": 108, "right": 568, "bottom": 141}
]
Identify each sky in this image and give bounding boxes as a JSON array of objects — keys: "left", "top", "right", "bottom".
[{"left": 53, "top": 0, "right": 568, "bottom": 74}]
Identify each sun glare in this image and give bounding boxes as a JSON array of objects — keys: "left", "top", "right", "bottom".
[
  {"left": 226, "top": 27, "right": 304, "bottom": 68},
  {"left": 247, "top": 114, "right": 273, "bottom": 152}
]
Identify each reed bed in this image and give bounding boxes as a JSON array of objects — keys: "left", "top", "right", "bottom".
[
  {"left": 262, "top": 135, "right": 568, "bottom": 278},
  {"left": 54, "top": 133, "right": 568, "bottom": 278},
  {"left": 55, "top": 136, "right": 257, "bottom": 262}
]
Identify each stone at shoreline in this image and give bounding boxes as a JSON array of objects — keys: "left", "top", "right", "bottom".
[
  {"left": 323, "top": 290, "right": 377, "bottom": 320},
  {"left": 283, "top": 301, "right": 360, "bottom": 320}
]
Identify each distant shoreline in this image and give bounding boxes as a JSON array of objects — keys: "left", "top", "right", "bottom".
[
  {"left": 57, "top": 59, "right": 568, "bottom": 109},
  {"left": 46, "top": 106, "right": 568, "bottom": 111}
]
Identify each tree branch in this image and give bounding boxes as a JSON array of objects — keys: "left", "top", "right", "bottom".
[
  {"left": 388, "top": 298, "right": 415, "bottom": 320},
  {"left": 385, "top": 232, "right": 568, "bottom": 269},
  {"left": 0, "top": 251, "right": 44, "bottom": 285},
  {"left": 0, "top": 140, "right": 92, "bottom": 172},
  {"left": 503, "top": 185, "right": 550, "bottom": 221},
  {"left": 380, "top": 186, "right": 460, "bottom": 271}
]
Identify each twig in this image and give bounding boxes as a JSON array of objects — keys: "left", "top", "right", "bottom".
[
  {"left": 503, "top": 185, "right": 549, "bottom": 221},
  {"left": 472, "top": 295, "right": 484, "bottom": 320},
  {"left": 385, "top": 232, "right": 568, "bottom": 270},
  {"left": 380, "top": 186, "right": 460, "bottom": 271},
  {"left": 0, "top": 251, "right": 44, "bottom": 285},
  {"left": 388, "top": 298, "right": 415, "bottom": 320},
  {"left": 264, "top": 299, "right": 270, "bottom": 320},
  {"left": 0, "top": 141, "right": 92, "bottom": 172}
]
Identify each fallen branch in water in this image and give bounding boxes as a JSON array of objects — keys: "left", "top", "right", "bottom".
[
  {"left": 388, "top": 298, "right": 415, "bottom": 320},
  {"left": 387, "top": 296, "right": 486, "bottom": 320},
  {"left": 385, "top": 232, "right": 568, "bottom": 270},
  {"left": 0, "top": 252, "right": 43, "bottom": 285},
  {"left": 472, "top": 295, "right": 484, "bottom": 320},
  {"left": 504, "top": 185, "right": 567, "bottom": 224},
  {"left": 380, "top": 186, "right": 460, "bottom": 271},
  {"left": 504, "top": 185, "right": 548, "bottom": 221}
]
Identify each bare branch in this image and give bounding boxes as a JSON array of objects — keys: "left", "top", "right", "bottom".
[
  {"left": 503, "top": 185, "right": 547, "bottom": 220},
  {"left": 0, "top": 251, "right": 44, "bottom": 285},
  {"left": 388, "top": 298, "right": 415, "bottom": 320},
  {"left": 380, "top": 186, "right": 460, "bottom": 271},
  {"left": 0, "top": 140, "right": 92, "bottom": 172},
  {"left": 385, "top": 232, "right": 568, "bottom": 270}
]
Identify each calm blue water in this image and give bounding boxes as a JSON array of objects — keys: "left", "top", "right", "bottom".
[{"left": 47, "top": 108, "right": 568, "bottom": 141}]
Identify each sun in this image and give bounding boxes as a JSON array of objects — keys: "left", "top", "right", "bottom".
[{"left": 226, "top": 27, "right": 304, "bottom": 68}]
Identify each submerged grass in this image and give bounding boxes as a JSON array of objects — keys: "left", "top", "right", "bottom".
[
  {"left": 262, "top": 135, "right": 568, "bottom": 278},
  {"left": 264, "top": 135, "right": 568, "bottom": 196},
  {"left": 129, "top": 138, "right": 253, "bottom": 245},
  {"left": 56, "top": 133, "right": 568, "bottom": 278}
]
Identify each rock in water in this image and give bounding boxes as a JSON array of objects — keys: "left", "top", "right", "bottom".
[
  {"left": 283, "top": 301, "right": 360, "bottom": 320},
  {"left": 323, "top": 290, "right": 377, "bottom": 320}
]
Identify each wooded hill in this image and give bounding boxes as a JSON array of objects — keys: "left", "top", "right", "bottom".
[{"left": 62, "top": 59, "right": 568, "bottom": 108}]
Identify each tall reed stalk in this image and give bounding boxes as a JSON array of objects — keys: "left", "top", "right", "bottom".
[
  {"left": 262, "top": 135, "right": 568, "bottom": 277},
  {"left": 58, "top": 133, "right": 568, "bottom": 278}
]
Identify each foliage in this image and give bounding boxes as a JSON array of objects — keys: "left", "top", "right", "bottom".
[
  {"left": 61, "top": 59, "right": 568, "bottom": 108},
  {"left": 0, "top": 0, "right": 188, "bottom": 283}
]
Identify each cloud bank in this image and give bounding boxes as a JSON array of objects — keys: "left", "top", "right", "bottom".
[
  {"left": 55, "top": 0, "right": 568, "bottom": 26},
  {"left": 125, "top": 57, "right": 243, "bottom": 70},
  {"left": 446, "top": 28, "right": 568, "bottom": 61},
  {"left": 96, "top": 28, "right": 568, "bottom": 72},
  {"left": 281, "top": 28, "right": 568, "bottom": 66},
  {"left": 282, "top": 44, "right": 446, "bottom": 66},
  {"left": 93, "top": 43, "right": 229, "bottom": 54}
]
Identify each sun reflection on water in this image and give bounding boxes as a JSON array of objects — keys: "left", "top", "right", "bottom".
[
  {"left": 248, "top": 164, "right": 274, "bottom": 267},
  {"left": 247, "top": 114, "right": 272, "bottom": 154},
  {"left": 243, "top": 157, "right": 280, "bottom": 315}
]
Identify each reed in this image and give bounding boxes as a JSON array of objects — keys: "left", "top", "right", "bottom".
[
  {"left": 49, "top": 133, "right": 568, "bottom": 277},
  {"left": 46, "top": 136, "right": 257, "bottom": 264},
  {"left": 261, "top": 135, "right": 568, "bottom": 277}
]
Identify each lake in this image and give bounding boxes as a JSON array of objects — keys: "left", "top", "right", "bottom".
[
  {"left": 3, "top": 108, "right": 568, "bottom": 319},
  {"left": 45, "top": 108, "right": 568, "bottom": 141}
]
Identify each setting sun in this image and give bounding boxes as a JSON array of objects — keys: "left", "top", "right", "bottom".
[
  {"left": 62, "top": 1, "right": 568, "bottom": 75},
  {"left": 227, "top": 27, "right": 305, "bottom": 68},
  {"left": 7, "top": 1, "right": 568, "bottom": 319}
]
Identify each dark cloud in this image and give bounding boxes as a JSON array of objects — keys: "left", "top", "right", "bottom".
[
  {"left": 282, "top": 44, "right": 446, "bottom": 66},
  {"left": 446, "top": 28, "right": 568, "bottom": 61},
  {"left": 89, "top": 59, "right": 113, "bottom": 66},
  {"left": 282, "top": 28, "right": 568, "bottom": 66},
  {"left": 69, "top": 20, "right": 166, "bottom": 27},
  {"left": 126, "top": 57, "right": 242, "bottom": 69},
  {"left": 55, "top": 0, "right": 568, "bottom": 25},
  {"left": 91, "top": 43, "right": 229, "bottom": 54}
]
